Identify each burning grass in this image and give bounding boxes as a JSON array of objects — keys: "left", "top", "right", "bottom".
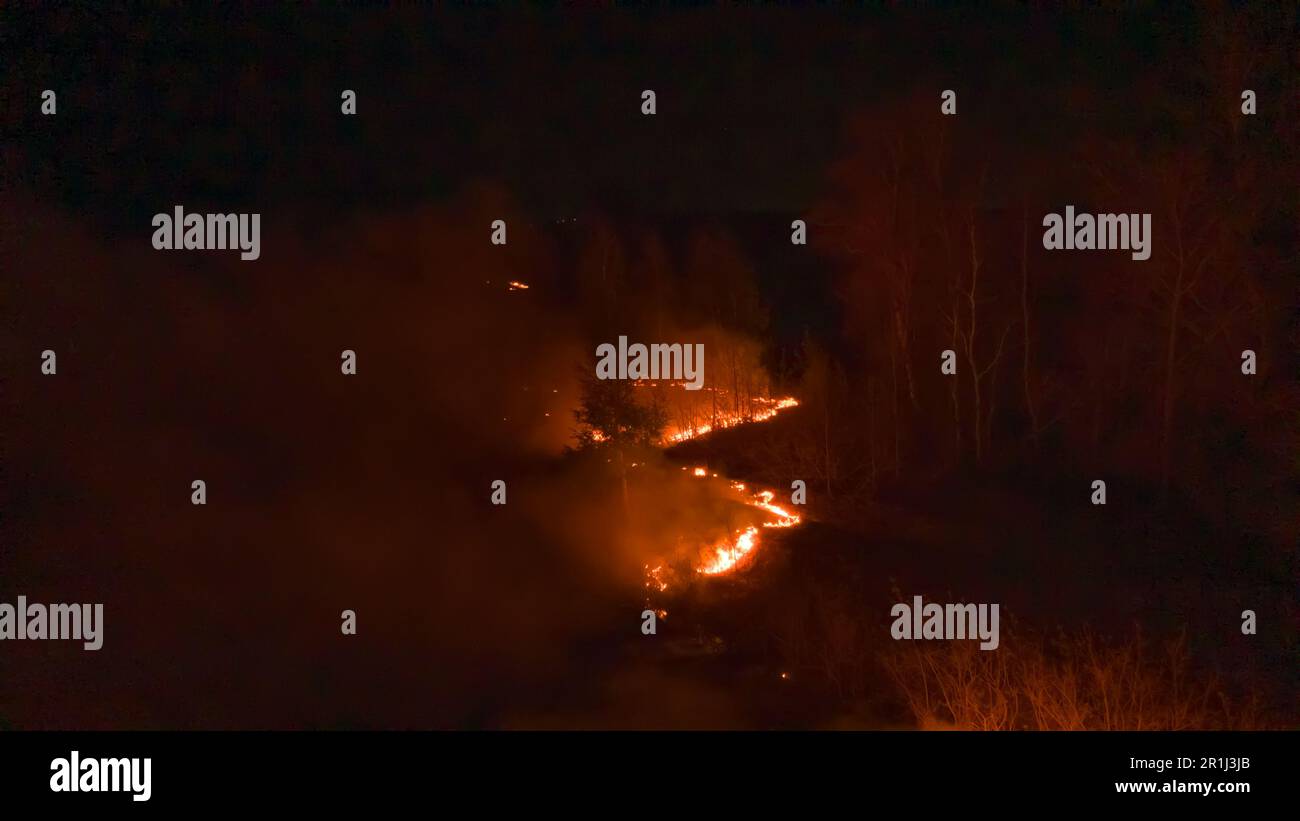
[
  {"left": 664, "top": 396, "right": 800, "bottom": 444},
  {"left": 681, "top": 473, "right": 800, "bottom": 577},
  {"left": 639, "top": 468, "right": 803, "bottom": 613},
  {"left": 696, "top": 487, "right": 800, "bottom": 575},
  {"left": 882, "top": 624, "right": 1270, "bottom": 730}
]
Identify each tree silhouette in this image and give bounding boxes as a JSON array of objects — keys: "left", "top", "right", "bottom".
[{"left": 573, "top": 371, "right": 667, "bottom": 516}]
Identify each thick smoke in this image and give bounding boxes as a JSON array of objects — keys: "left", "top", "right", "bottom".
[{"left": 0, "top": 187, "right": 778, "bottom": 728}]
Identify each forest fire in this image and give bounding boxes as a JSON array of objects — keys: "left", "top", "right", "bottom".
[
  {"left": 579, "top": 393, "right": 797, "bottom": 447},
  {"left": 695, "top": 484, "right": 800, "bottom": 575},
  {"left": 697, "top": 526, "right": 761, "bottom": 575},
  {"left": 640, "top": 471, "right": 802, "bottom": 600},
  {"left": 9, "top": 0, "right": 1295, "bottom": 751},
  {"left": 664, "top": 396, "right": 799, "bottom": 443}
]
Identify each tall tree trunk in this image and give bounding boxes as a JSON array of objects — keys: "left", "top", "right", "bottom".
[
  {"left": 1161, "top": 237, "right": 1186, "bottom": 497},
  {"left": 966, "top": 221, "right": 983, "bottom": 464},
  {"left": 867, "top": 377, "right": 879, "bottom": 485},
  {"left": 890, "top": 343, "right": 901, "bottom": 477},
  {"left": 949, "top": 288, "right": 962, "bottom": 461},
  {"left": 618, "top": 446, "right": 630, "bottom": 518},
  {"left": 1020, "top": 202, "right": 1041, "bottom": 453},
  {"left": 822, "top": 381, "right": 834, "bottom": 500}
]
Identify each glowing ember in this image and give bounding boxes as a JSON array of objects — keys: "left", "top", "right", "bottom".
[
  {"left": 692, "top": 467, "right": 707, "bottom": 477},
  {"left": 508, "top": 281, "right": 530, "bottom": 290},
  {"left": 644, "top": 564, "right": 669, "bottom": 592}
]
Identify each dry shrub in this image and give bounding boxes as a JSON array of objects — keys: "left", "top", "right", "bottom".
[{"left": 883, "top": 624, "right": 1268, "bottom": 730}]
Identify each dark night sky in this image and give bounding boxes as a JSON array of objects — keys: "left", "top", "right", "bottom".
[
  {"left": 4, "top": 6, "right": 1229, "bottom": 224},
  {"left": 7, "top": 4, "right": 1270, "bottom": 353}
]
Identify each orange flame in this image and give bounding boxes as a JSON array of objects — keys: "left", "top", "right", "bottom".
[
  {"left": 695, "top": 485, "right": 801, "bottom": 576},
  {"left": 582, "top": 397, "right": 797, "bottom": 447},
  {"left": 632, "top": 396, "right": 803, "bottom": 593},
  {"left": 665, "top": 397, "right": 799, "bottom": 444}
]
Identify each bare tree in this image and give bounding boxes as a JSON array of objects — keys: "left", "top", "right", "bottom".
[{"left": 956, "top": 211, "right": 1011, "bottom": 464}]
